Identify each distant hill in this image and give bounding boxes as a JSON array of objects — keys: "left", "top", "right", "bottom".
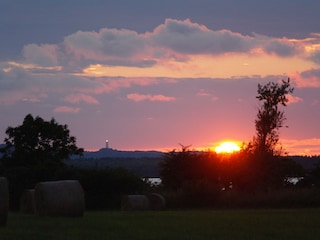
[
  {"left": 66, "top": 157, "right": 162, "bottom": 177},
  {"left": 289, "top": 155, "right": 320, "bottom": 170},
  {"left": 67, "top": 148, "right": 164, "bottom": 177},
  {"left": 73, "top": 148, "right": 164, "bottom": 159}
]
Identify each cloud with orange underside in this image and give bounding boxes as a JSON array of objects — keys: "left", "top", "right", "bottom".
[
  {"left": 286, "top": 94, "right": 303, "bottom": 104},
  {"left": 80, "top": 53, "right": 314, "bottom": 79},
  {"left": 18, "top": 19, "right": 317, "bottom": 75},
  {"left": 291, "top": 69, "right": 320, "bottom": 88}
]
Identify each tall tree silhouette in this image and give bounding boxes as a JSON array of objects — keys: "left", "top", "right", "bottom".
[
  {"left": 253, "top": 78, "right": 293, "bottom": 155},
  {"left": 239, "top": 79, "right": 296, "bottom": 191}
]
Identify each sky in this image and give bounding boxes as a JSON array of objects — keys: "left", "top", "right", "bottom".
[{"left": 1, "top": 0, "right": 320, "bottom": 155}]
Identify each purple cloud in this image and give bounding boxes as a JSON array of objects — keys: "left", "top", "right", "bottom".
[
  {"left": 64, "top": 28, "right": 146, "bottom": 59},
  {"left": 23, "top": 44, "right": 60, "bottom": 67}
]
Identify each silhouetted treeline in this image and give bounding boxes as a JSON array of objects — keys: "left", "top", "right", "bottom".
[
  {"left": 2, "top": 143, "right": 320, "bottom": 210},
  {"left": 159, "top": 147, "right": 320, "bottom": 208}
]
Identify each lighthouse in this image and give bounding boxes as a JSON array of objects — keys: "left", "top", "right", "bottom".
[{"left": 105, "top": 140, "right": 109, "bottom": 149}]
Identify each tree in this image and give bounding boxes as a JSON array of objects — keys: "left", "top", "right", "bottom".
[
  {"left": 253, "top": 78, "right": 293, "bottom": 155},
  {"left": 1, "top": 114, "right": 83, "bottom": 167},
  {"left": 241, "top": 78, "right": 296, "bottom": 191},
  {"left": 159, "top": 146, "right": 221, "bottom": 207},
  {"left": 0, "top": 114, "right": 83, "bottom": 210}
]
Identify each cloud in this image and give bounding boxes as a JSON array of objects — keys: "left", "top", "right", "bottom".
[
  {"left": 197, "top": 89, "right": 219, "bottom": 101},
  {"left": 197, "top": 89, "right": 212, "bottom": 97},
  {"left": 293, "top": 69, "right": 320, "bottom": 88},
  {"left": 264, "top": 39, "right": 298, "bottom": 57},
  {"left": 0, "top": 17, "right": 313, "bottom": 94},
  {"left": 0, "top": 64, "right": 30, "bottom": 91},
  {"left": 53, "top": 106, "right": 80, "bottom": 113},
  {"left": 2, "top": 61, "right": 62, "bottom": 75},
  {"left": 1, "top": 18, "right": 319, "bottom": 113},
  {"left": 283, "top": 138, "right": 320, "bottom": 156},
  {"left": 253, "top": 33, "right": 302, "bottom": 57},
  {"left": 152, "top": 19, "right": 255, "bottom": 55},
  {"left": 151, "top": 19, "right": 303, "bottom": 57},
  {"left": 14, "top": 18, "right": 311, "bottom": 75},
  {"left": 63, "top": 28, "right": 147, "bottom": 61},
  {"left": 127, "top": 93, "right": 176, "bottom": 102},
  {"left": 309, "top": 50, "right": 320, "bottom": 64},
  {"left": 81, "top": 77, "right": 160, "bottom": 94},
  {"left": 302, "top": 34, "right": 320, "bottom": 64},
  {"left": 23, "top": 44, "right": 60, "bottom": 67},
  {"left": 64, "top": 93, "right": 99, "bottom": 105},
  {"left": 286, "top": 94, "right": 303, "bottom": 104},
  {"left": 21, "top": 92, "right": 48, "bottom": 103}
]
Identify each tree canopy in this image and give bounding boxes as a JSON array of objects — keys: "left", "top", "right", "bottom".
[
  {"left": 1, "top": 114, "right": 83, "bottom": 167},
  {"left": 159, "top": 146, "right": 220, "bottom": 191}
]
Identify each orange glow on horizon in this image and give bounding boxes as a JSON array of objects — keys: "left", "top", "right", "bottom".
[
  {"left": 77, "top": 54, "right": 314, "bottom": 79},
  {"left": 215, "top": 141, "right": 241, "bottom": 154}
]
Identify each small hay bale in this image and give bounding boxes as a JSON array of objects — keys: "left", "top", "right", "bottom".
[
  {"left": 35, "top": 180, "right": 85, "bottom": 217},
  {"left": 20, "top": 189, "right": 36, "bottom": 214},
  {"left": 0, "top": 177, "right": 9, "bottom": 226},
  {"left": 121, "top": 195, "right": 150, "bottom": 211},
  {"left": 147, "top": 193, "right": 166, "bottom": 210}
]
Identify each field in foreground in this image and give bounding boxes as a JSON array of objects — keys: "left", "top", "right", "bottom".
[{"left": 1, "top": 209, "right": 320, "bottom": 240}]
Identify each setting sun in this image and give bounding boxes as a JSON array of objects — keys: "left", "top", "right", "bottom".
[{"left": 215, "top": 141, "right": 241, "bottom": 154}]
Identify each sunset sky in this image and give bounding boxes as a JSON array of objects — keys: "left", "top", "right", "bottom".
[{"left": 1, "top": 0, "right": 320, "bottom": 155}]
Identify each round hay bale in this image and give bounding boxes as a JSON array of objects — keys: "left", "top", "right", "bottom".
[
  {"left": 20, "top": 189, "right": 36, "bottom": 214},
  {"left": 147, "top": 193, "right": 166, "bottom": 210},
  {"left": 35, "top": 180, "right": 85, "bottom": 217},
  {"left": 121, "top": 195, "right": 150, "bottom": 211},
  {"left": 0, "top": 177, "right": 9, "bottom": 226}
]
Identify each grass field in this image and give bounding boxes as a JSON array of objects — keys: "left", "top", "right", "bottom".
[{"left": 1, "top": 209, "right": 320, "bottom": 240}]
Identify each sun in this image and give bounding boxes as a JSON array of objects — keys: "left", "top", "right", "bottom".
[{"left": 215, "top": 141, "right": 241, "bottom": 154}]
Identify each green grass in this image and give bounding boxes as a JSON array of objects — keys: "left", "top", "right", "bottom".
[{"left": 1, "top": 209, "right": 320, "bottom": 240}]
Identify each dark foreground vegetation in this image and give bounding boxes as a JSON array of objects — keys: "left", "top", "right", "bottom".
[{"left": 1, "top": 209, "right": 320, "bottom": 240}]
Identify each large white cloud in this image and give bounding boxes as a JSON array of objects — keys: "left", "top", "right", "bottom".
[
  {"left": 151, "top": 19, "right": 256, "bottom": 54},
  {"left": 7, "top": 18, "right": 315, "bottom": 77}
]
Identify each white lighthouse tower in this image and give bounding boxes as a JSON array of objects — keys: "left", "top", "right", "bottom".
[{"left": 105, "top": 140, "right": 109, "bottom": 149}]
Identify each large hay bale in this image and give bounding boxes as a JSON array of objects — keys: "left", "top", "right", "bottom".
[
  {"left": 20, "top": 189, "right": 36, "bottom": 214},
  {"left": 0, "top": 177, "right": 9, "bottom": 226},
  {"left": 147, "top": 193, "right": 166, "bottom": 210},
  {"left": 35, "top": 180, "right": 85, "bottom": 217},
  {"left": 121, "top": 195, "right": 150, "bottom": 211}
]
